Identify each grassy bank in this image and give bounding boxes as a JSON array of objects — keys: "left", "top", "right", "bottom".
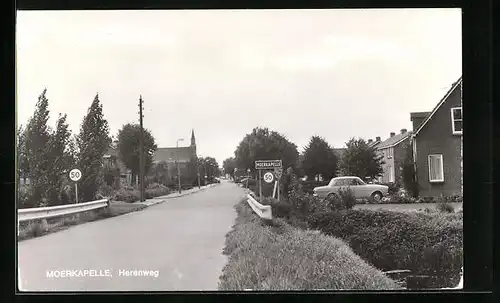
[
  {"left": 17, "top": 201, "right": 147, "bottom": 241},
  {"left": 218, "top": 199, "right": 402, "bottom": 291}
]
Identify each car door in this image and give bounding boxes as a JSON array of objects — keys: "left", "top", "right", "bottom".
[
  {"left": 346, "top": 178, "right": 362, "bottom": 198},
  {"left": 353, "top": 178, "right": 368, "bottom": 198}
]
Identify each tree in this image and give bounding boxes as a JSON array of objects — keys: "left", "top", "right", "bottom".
[
  {"left": 24, "top": 89, "right": 52, "bottom": 207},
  {"left": 400, "top": 141, "right": 419, "bottom": 197},
  {"left": 77, "top": 94, "right": 111, "bottom": 202},
  {"left": 198, "top": 156, "right": 219, "bottom": 182},
  {"left": 234, "top": 127, "right": 299, "bottom": 175},
  {"left": 340, "top": 138, "right": 384, "bottom": 180},
  {"left": 301, "top": 136, "right": 339, "bottom": 181},
  {"left": 222, "top": 157, "right": 237, "bottom": 179},
  {"left": 117, "top": 123, "right": 157, "bottom": 186},
  {"left": 45, "top": 113, "right": 72, "bottom": 206},
  {"left": 17, "top": 125, "right": 30, "bottom": 184},
  {"left": 148, "top": 161, "right": 170, "bottom": 185}
]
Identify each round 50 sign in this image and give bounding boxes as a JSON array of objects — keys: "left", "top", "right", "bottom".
[
  {"left": 263, "top": 172, "right": 274, "bottom": 183},
  {"left": 69, "top": 168, "right": 82, "bottom": 182}
]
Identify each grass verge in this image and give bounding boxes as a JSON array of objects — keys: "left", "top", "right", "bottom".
[
  {"left": 218, "top": 199, "right": 402, "bottom": 291},
  {"left": 17, "top": 201, "right": 147, "bottom": 241}
]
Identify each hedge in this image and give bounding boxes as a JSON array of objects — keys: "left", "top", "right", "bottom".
[
  {"left": 307, "top": 209, "right": 463, "bottom": 288},
  {"left": 218, "top": 200, "right": 402, "bottom": 290}
]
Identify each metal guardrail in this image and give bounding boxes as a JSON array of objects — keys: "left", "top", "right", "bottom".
[
  {"left": 246, "top": 194, "right": 272, "bottom": 220},
  {"left": 17, "top": 199, "right": 109, "bottom": 222}
]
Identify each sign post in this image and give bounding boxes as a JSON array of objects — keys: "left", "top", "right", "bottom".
[
  {"left": 274, "top": 168, "right": 283, "bottom": 201},
  {"left": 255, "top": 160, "right": 282, "bottom": 202},
  {"left": 69, "top": 168, "right": 82, "bottom": 203},
  {"left": 246, "top": 168, "right": 251, "bottom": 189}
]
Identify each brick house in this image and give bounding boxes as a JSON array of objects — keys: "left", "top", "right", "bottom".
[
  {"left": 410, "top": 76, "right": 462, "bottom": 197},
  {"left": 376, "top": 130, "right": 412, "bottom": 184},
  {"left": 103, "top": 141, "right": 132, "bottom": 187},
  {"left": 152, "top": 130, "right": 198, "bottom": 184}
]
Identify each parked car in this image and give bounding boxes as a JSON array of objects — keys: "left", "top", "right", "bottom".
[{"left": 313, "top": 176, "right": 389, "bottom": 202}]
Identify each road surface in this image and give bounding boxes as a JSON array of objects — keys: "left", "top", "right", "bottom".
[{"left": 18, "top": 181, "right": 245, "bottom": 291}]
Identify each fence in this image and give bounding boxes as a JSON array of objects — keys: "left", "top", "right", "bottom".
[
  {"left": 246, "top": 194, "right": 272, "bottom": 220},
  {"left": 17, "top": 199, "right": 110, "bottom": 236}
]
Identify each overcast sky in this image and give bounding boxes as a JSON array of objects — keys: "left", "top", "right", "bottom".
[{"left": 16, "top": 9, "right": 462, "bottom": 166}]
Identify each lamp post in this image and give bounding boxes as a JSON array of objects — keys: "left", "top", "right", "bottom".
[{"left": 176, "top": 138, "right": 184, "bottom": 194}]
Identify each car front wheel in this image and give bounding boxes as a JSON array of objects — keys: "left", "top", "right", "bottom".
[{"left": 371, "top": 192, "right": 382, "bottom": 202}]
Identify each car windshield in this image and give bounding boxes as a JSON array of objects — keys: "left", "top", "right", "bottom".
[{"left": 357, "top": 178, "right": 366, "bottom": 185}]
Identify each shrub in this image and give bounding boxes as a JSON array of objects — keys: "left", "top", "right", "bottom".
[
  {"left": 98, "top": 184, "right": 114, "bottom": 198},
  {"left": 219, "top": 200, "right": 402, "bottom": 291},
  {"left": 335, "top": 188, "right": 356, "bottom": 210},
  {"left": 436, "top": 201, "right": 455, "bottom": 213},
  {"left": 307, "top": 209, "right": 463, "bottom": 288},
  {"left": 113, "top": 187, "right": 141, "bottom": 203}
]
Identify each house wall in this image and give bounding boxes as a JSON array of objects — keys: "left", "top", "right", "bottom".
[
  {"left": 393, "top": 141, "right": 409, "bottom": 184},
  {"left": 379, "top": 147, "right": 395, "bottom": 183},
  {"left": 415, "top": 83, "right": 462, "bottom": 197}
]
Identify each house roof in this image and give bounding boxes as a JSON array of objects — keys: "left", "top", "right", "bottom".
[
  {"left": 413, "top": 76, "right": 462, "bottom": 137},
  {"left": 104, "top": 146, "right": 118, "bottom": 158},
  {"left": 368, "top": 140, "right": 381, "bottom": 148},
  {"left": 377, "top": 132, "right": 412, "bottom": 149},
  {"left": 153, "top": 147, "right": 194, "bottom": 163}
]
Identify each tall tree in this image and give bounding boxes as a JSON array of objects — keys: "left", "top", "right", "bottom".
[
  {"left": 198, "top": 156, "right": 219, "bottom": 181},
  {"left": 301, "top": 136, "right": 339, "bottom": 181},
  {"left": 117, "top": 123, "right": 157, "bottom": 186},
  {"left": 234, "top": 127, "right": 299, "bottom": 175},
  {"left": 77, "top": 94, "right": 111, "bottom": 201},
  {"left": 222, "top": 157, "right": 237, "bottom": 179},
  {"left": 24, "top": 89, "right": 52, "bottom": 207},
  {"left": 17, "top": 125, "right": 30, "bottom": 184},
  {"left": 340, "top": 137, "right": 384, "bottom": 180},
  {"left": 45, "top": 114, "right": 72, "bottom": 206}
]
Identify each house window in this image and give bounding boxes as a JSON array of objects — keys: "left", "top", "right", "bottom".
[
  {"left": 451, "top": 107, "right": 462, "bottom": 135},
  {"left": 389, "top": 165, "right": 394, "bottom": 182},
  {"left": 388, "top": 148, "right": 393, "bottom": 159},
  {"left": 428, "top": 154, "right": 444, "bottom": 182}
]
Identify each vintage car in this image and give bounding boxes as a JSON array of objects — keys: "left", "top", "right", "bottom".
[{"left": 313, "top": 176, "right": 389, "bottom": 202}]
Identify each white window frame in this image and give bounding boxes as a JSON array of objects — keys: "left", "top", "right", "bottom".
[
  {"left": 451, "top": 107, "right": 463, "bottom": 135},
  {"left": 388, "top": 147, "right": 393, "bottom": 159},
  {"left": 389, "top": 165, "right": 394, "bottom": 182},
  {"left": 428, "top": 154, "right": 444, "bottom": 183}
]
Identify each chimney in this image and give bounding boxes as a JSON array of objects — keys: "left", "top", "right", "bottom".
[
  {"left": 390, "top": 132, "right": 395, "bottom": 137},
  {"left": 376, "top": 136, "right": 381, "bottom": 142},
  {"left": 411, "top": 112, "right": 431, "bottom": 131},
  {"left": 368, "top": 139, "right": 373, "bottom": 144},
  {"left": 400, "top": 128, "right": 407, "bottom": 134}
]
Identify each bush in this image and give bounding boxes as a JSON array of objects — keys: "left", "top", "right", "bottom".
[
  {"left": 219, "top": 200, "right": 402, "bottom": 290},
  {"left": 381, "top": 182, "right": 401, "bottom": 196},
  {"left": 113, "top": 188, "right": 140, "bottom": 203},
  {"left": 436, "top": 201, "right": 455, "bottom": 213},
  {"left": 326, "top": 188, "right": 356, "bottom": 211},
  {"left": 307, "top": 209, "right": 463, "bottom": 288}
]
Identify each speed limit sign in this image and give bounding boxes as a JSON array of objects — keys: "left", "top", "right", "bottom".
[
  {"left": 69, "top": 168, "right": 82, "bottom": 182},
  {"left": 263, "top": 172, "right": 274, "bottom": 183}
]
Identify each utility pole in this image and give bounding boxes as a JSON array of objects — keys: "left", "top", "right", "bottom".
[{"left": 139, "top": 95, "right": 145, "bottom": 202}]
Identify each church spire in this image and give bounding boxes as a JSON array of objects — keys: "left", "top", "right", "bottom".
[{"left": 191, "top": 129, "right": 196, "bottom": 147}]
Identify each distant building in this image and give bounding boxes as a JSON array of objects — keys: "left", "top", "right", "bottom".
[
  {"left": 410, "top": 76, "right": 462, "bottom": 197},
  {"left": 103, "top": 140, "right": 132, "bottom": 187},
  {"left": 152, "top": 130, "right": 198, "bottom": 184},
  {"left": 376, "top": 129, "right": 412, "bottom": 184}
]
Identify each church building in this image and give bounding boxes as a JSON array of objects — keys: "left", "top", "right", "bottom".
[{"left": 152, "top": 130, "right": 198, "bottom": 183}]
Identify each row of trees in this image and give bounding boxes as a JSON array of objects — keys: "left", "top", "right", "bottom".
[
  {"left": 17, "top": 89, "right": 223, "bottom": 208},
  {"left": 223, "top": 126, "right": 387, "bottom": 182},
  {"left": 18, "top": 90, "right": 111, "bottom": 208}
]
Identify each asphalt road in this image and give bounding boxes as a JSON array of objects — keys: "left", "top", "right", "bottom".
[{"left": 18, "top": 181, "right": 245, "bottom": 292}]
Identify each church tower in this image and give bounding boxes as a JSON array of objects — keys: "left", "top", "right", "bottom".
[{"left": 190, "top": 129, "right": 197, "bottom": 157}]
